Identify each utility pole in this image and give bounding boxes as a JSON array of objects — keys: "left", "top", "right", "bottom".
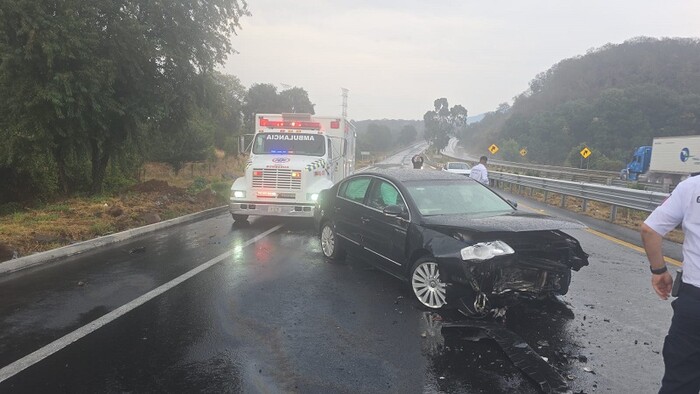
[{"left": 341, "top": 88, "right": 349, "bottom": 118}]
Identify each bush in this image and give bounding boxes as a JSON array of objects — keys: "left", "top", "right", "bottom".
[
  {"left": 210, "top": 181, "right": 231, "bottom": 200},
  {"left": 187, "top": 177, "right": 209, "bottom": 195},
  {"left": 0, "top": 202, "right": 23, "bottom": 216}
]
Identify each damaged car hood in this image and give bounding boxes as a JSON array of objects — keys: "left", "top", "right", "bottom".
[{"left": 420, "top": 211, "right": 586, "bottom": 234}]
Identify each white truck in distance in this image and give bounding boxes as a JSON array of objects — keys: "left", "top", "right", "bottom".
[
  {"left": 647, "top": 136, "right": 700, "bottom": 186},
  {"left": 230, "top": 113, "right": 356, "bottom": 222}
]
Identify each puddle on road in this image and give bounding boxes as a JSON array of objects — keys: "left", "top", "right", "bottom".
[{"left": 419, "top": 298, "right": 587, "bottom": 393}]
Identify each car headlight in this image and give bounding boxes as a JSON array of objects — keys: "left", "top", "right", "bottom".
[
  {"left": 232, "top": 190, "right": 246, "bottom": 198},
  {"left": 307, "top": 193, "right": 319, "bottom": 202},
  {"left": 460, "top": 241, "right": 514, "bottom": 261}
]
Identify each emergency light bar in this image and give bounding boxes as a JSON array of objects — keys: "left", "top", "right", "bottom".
[{"left": 259, "top": 118, "right": 321, "bottom": 129}]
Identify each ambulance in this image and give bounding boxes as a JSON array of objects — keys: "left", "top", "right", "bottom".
[{"left": 230, "top": 113, "right": 356, "bottom": 222}]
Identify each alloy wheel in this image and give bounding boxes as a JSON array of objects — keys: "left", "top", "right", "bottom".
[
  {"left": 321, "top": 225, "right": 335, "bottom": 257},
  {"left": 412, "top": 261, "right": 447, "bottom": 309}
]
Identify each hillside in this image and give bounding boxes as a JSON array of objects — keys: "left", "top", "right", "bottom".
[{"left": 462, "top": 37, "right": 700, "bottom": 169}]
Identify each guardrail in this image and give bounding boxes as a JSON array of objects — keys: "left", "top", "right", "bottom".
[
  {"left": 443, "top": 141, "right": 668, "bottom": 193},
  {"left": 490, "top": 171, "right": 669, "bottom": 221}
]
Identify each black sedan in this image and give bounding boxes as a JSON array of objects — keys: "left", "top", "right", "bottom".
[{"left": 314, "top": 169, "right": 589, "bottom": 316}]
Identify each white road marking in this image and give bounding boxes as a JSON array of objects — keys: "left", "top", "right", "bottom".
[{"left": 0, "top": 224, "right": 284, "bottom": 383}]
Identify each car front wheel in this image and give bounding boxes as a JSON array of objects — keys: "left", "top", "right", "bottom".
[
  {"left": 410, "top": 257, "right": 447, "bottom": 309},
  {"left": 320, "top": 221, "right": 346, "bottom": 262}
]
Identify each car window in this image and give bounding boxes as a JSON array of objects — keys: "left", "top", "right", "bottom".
[
  {"left": 338, "top": 177, "right": 371, "bottom": 203},
  {"left": 367, "top": 180, "right": 406, "bottom": 211},
  {"left": 405, "top": 180, "right": 512, "bottom": 216}
]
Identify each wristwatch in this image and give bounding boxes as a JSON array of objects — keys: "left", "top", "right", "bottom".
[{"left": 650, "top": 265, "right": 668, "bottom": 275}]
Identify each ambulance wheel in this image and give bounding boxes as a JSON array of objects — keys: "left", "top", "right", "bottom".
[{"left": 232, "top": 214, "right": 248, "bottom": 223}]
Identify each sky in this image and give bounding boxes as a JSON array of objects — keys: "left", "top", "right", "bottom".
[{"left": 223, "top": 1, "right": 700, "bottom": 120}]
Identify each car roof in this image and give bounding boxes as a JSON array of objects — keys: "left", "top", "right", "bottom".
[{"left": 357, "top": 168, "right": 472, "bottom": 183}]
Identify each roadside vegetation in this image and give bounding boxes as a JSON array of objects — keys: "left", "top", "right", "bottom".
[
  {"left": 451, "top": 38, "right": 700, "bottom": 170},
  {"left": 0, "top": 155, "right": 247, "bottom": 260}
]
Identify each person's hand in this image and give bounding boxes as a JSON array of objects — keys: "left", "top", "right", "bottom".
[{"left": 652, "top": 271, "right": 674, "bottom": 300}]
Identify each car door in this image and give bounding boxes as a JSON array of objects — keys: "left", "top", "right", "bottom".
[
  {"left": 333, "top": 176, "right": 372, "bottom": 252},
  {"left": 361, "top": 178, "right": 410, "bottom": 277}
]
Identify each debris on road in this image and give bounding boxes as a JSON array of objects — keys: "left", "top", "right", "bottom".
[
  {"left": 441, "top": 318, "right": 570, "bottom": 393},
  {"left": 129, "top": 246, "right": 146, "bottom": 254}
]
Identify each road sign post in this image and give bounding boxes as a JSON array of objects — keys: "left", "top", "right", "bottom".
[{"left": 579, "top": 147, "right": 592, "bottom": 169}]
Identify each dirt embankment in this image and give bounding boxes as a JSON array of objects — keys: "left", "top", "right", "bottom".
[{"left": 0, "top": 156, "right": 247, "bottom": 263}]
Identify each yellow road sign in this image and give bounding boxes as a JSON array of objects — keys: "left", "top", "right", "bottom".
[
  {"left": 580, "top": 147, "right": 592, "bottom": 159},
  {"left": 488, "top": 144, "right": 499, "bottom": 154},
  {"left": 519, "top": 148, "right": 527, "bottom": 157}
]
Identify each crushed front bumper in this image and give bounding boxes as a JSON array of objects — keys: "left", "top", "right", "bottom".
[{"left": 438, "top": 254, "right": 578, "bottom": 315}]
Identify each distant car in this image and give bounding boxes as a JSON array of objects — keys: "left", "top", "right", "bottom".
[
  {"left": 443, "top": 161, "right": 471, "bottom": 176},
  {"left": 314, "top": 169, "right": 589, "bottom": 316}
]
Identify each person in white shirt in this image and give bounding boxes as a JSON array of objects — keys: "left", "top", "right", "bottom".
[
  {"left": 469, "top": 156, "right": 489, "bottom": 185},
  {"left": 641, "top": 173, "right": 700, "bottom": 393}
]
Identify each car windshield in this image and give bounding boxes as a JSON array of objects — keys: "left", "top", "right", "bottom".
[
  {"left": 252, "top": 133, "right": 326, "bottom": 156},
  {"left": 405, "top": 180, "right": 513, "bottom": 216},
  {"left": 448, "top": 162, "right": 470, "bottom": 170}
]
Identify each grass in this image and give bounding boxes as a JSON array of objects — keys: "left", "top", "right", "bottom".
[
  {"left": 44, "top": 203, "right": 71, "bottom": 213},
  {"left": 89, "top": 221, "right": 117, "bottom": 236},
  {"left": 0, "top": 154, "right": 247, "bottom": 260}
]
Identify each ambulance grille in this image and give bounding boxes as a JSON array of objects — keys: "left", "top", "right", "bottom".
[{"left": 252, "top": 168, "right": 301, "bottom": 190}]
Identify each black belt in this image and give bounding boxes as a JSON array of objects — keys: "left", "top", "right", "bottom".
[{"left": 680, "top": 282, "right": 700, "bottom": 299}]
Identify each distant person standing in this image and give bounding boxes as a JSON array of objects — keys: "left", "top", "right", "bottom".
[
  {"left": 411, "top": 155, "right": 424, "bottom": 169},
  {"left": 641, "top": 173, "right": 700, "bottom": 393},
  {"left": 469, "top": 156, "right": 489, "bottom": 185}
]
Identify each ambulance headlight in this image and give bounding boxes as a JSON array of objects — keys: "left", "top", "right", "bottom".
[
  {"left": 307, "top": 193, "right": 319, "bottom": 202},
  {"left": 232, "top": 191, "right": 246, "bottom": 199}
]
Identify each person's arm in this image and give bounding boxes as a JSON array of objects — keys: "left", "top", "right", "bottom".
[{"left": 641, "top": 223, "right": 673, "bottom": 300}]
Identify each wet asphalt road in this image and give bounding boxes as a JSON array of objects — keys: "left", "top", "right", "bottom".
[{"left": 0, "top": 146, "right": 682, "bottom": 393}]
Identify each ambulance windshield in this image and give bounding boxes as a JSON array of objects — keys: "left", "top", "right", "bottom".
[{"left": 253, "top": 133, "right": 326, "bottom": 156}]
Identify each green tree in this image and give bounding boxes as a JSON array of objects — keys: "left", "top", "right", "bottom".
[
  {"left": 423, "top": 98, "right": 468, "bottom": 151},
  {"left": 215, "top": 73, "right": 246, "bottom": 148},
  {"left": 279, "top": 87, "right": 315, "bottom": 114},
  {"left": 242, "top": 84, "right": 316, "bottom": 133},
  {"left": 0, "top": 0, "right": 249, "bottom": 195},
  {"left": 243, "top": 83, "right": 281, "bottom": 131},
  {"left": 397, "top": 125, "right": 418, "bottom": 146}
]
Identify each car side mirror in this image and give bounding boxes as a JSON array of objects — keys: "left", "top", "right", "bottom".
[
  {"left": 507, "top": 199, "right": 518, "bottom": 208},
  {"left": 383, "top": 204, "right": 407, "bottom": 219}
]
